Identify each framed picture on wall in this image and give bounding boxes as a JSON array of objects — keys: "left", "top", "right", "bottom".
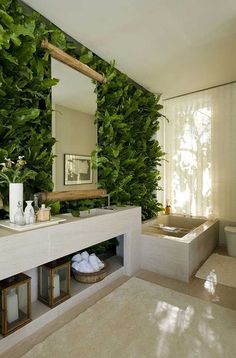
[{"left": 64, "top": 154, "right": 93, "bottom": 185}]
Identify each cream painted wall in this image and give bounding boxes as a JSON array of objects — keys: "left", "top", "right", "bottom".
[
  {"left": 53, "top": 104, "right": 97, "bottom": 191},
  {"left": 23, "top": 0, "right": 236, "bottom": 99}
]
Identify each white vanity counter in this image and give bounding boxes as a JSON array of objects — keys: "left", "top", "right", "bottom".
[
  {"left": 0, "top": 206, "right": 141, "bottom": 354},
  {"left": 0, "top": 206, "right": 141, "bottom": 280}
]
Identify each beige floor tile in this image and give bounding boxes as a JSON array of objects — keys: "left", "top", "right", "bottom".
[
  {"left": 4, "top": 258, "right": 236, "bottom": 357},
  {"left": 135, "top": 269, "right": 236, "bottom": 311},
  {"left": 3, "top": 276, "right": 129, "bottom": 358}
]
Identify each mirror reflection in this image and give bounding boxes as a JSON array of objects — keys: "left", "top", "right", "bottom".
[{"left": 51, "top": 58, "right": 97, "bottom": 191}]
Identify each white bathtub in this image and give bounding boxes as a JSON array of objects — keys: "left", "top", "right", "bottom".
[{"left": 141, "top": 214, "right": 219, "bottom": 282}]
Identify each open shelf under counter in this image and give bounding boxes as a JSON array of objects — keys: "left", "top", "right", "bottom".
[
  {"left": 0, "top": 206, "right": 141, "bottom": 355},
  {"left": 30, "top": 256, "right": 124, "bottom": 321},
  {"left": 0, "top": 256, "right": 125, "bottom": 353},
  {"left": 70, "top": 255, "right": 124, "bottom": 296}
]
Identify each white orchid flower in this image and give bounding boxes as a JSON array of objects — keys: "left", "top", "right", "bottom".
[
  {"left": 4, "top": 157, "right": 14, "bottom": 168},
  {"left": 0, "top": 162, "right": 8, "bottom": 172},
  {"left": 4, "top": 157, "right": 14, "bottom": 163},
  {"left": 0, "top": 154, "right": 35, "bottom": 183},
  {"left": 16, "top": 156, "right": 27, "bottom": 168}
]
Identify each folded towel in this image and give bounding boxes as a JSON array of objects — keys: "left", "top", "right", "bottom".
[
  {"left": 71, "top": 261, "right": 80, "bottom": 271},
  {"left": 74, "top": 259, "right": 94, "bottom": 273},
  {"left": 96, "top": 256, "right": 105, "bottom": 270},
  {"left": 89, "top": 254, "right": 100, "bottom": 272},
  {"left": 81, "top": 251, "right": 89, "bottom": 261},
  {"left": 90, "top": 253, "right": 104, "bottom": 270},
  {"left": 71, "top": 253, "right": 83, "bottom": 263},
  {"left": 162, "top": 226, "right": 177, "bottom": 232}
]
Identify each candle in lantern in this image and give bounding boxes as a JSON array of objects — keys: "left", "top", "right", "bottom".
[
  {"left": 7, "top": 289, "right": 19, "bottom": 324},
  {"left": 53, "top": 274, "right": 60, "bottom": 299}
]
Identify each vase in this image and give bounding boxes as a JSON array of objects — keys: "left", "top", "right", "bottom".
[
  {"left": 9, "top": 183, "right": 23, "bottom": 223},
  {"left": 24, "top": 200, "right": 35, "bottom": 224},
  {"left": 14, "top": 201, "right": 25, "bottom": 226}
]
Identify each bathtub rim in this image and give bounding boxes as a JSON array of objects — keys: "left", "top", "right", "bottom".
[{"left": 142, "top": 214, "right": 219, "bottom": 244}]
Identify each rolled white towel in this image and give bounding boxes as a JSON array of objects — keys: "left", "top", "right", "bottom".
[
  {"left": 89, "top": 254, "right": 100, "bottom": 272},
  {"left": 81, "top": 251, "right": 89, "bottom": 262},
  {"left": 72, "top": 261, "right": 80, "bottom": 271},
  {"left": 89, "top": 253, "right": 104, "bottom": 270},
  {"left": 76, "top": 259, "right": 94, "bottom": 273},
  {"left": 94, "top": 254, "right": 105, "bottom": 269},
  {"left": 71, "top": 253, "right": 83, "bottom": 263}
]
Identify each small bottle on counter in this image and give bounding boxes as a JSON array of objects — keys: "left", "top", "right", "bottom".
[
  {"left": 33, "top": 193, "right": 40, "bottom": 215},
  {"left": 37, "top": 204, "right": 51, "bottom": 222},
  {"left": 164, "top": 201, "right": 171, "bottom": 215},
  {"left": 24, "top": 200, "right": 35, "bottom": 225},
  {"left": 14, "top": 201, "right": 25, "bottom": 226}
]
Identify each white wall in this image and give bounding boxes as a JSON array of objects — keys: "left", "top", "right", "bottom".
[{"left": 53, "top": 104, "right": 97, "bottom": 191}]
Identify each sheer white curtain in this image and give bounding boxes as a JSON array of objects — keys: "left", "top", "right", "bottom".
[{"left": 164, "top": 83, "right": 236, "bottom": 220}]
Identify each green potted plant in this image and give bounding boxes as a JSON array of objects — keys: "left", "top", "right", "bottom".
[{"left": 88, "top": 238, "right": 119, "bottom": 260}]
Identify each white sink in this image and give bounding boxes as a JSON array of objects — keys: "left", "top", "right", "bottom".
[
  {"left": 60, "top": 208, "right": 117, "bottom": 220},
  {"left": 79, "top": 208, "right": 113, "bottom": 218}
]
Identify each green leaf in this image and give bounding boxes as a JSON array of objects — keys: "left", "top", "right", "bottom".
[
  {"left": 79, "top": 51, "right": 93, "bottom": 64},
  {"left": 1, "top": 49, "right": 18, "bottom": 64},
  {"left": 15, "top": 41, "right": 36, "bottom": 64},
  {"left": 50, "top": 31, "right": 67, "bottom": 50},
  {"left": 0, "top": 9, "right": 13, "bottom": 28},
  {"left": 0, "top": 0, "right": 12, "bottom": 10},
  {"left": 12, "top": 22, "right": 35, "bottom": 39},
  {"left": 0, "top": 148, "right": 8, "bottom": 162},
  {"left": 41, "top": 78, "right": 59, "bottom": 88},
  {"left": 10, "top": 32, "right": 21, "bottom": 46},
  {"left": 14, "top": 108, "right": 40, "bottom": 123}
]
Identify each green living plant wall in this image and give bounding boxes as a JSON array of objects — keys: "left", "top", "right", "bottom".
[
  {"left": 0, "top": 0, "right": 58, "bottom": 213},
  {"left": 0, "top": 0, "right": 165, "bottom": 220},
  {"left": 94, "top": 63, "right": 165, "bottom": 219}
]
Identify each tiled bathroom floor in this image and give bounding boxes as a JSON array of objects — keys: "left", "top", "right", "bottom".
[
  {"left": 4, "top": 256, "right": 236, "bottom": 357},
  {"left": 136, "top": 246, "right": 236, "bottom": 312},
  {"left": 214, "top": 245, "right": 228, "bottom": 256},
  {"left": 136, "top": 269, "right": 236, "bottom": 311}
]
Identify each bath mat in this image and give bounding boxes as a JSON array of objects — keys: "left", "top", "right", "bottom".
[
  {"left": 22, "top": 277, "right": 236, "bottom": 358},
  {"left": 196, "top": 253, "right": 236, "bottom": 288}
]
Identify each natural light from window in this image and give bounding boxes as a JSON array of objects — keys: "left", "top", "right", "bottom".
[{"left": 165, "top": 101, "right": 212, "bottom": 216}]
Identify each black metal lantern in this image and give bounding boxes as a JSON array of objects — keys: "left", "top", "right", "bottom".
[
  {"left": 38, "top": 257, "right": 70, "bottom": 308},
  {"left": 0, "top": 273, "right": 31, "bottom": 336}
]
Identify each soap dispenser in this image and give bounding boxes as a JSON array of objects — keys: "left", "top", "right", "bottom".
[{"left": 37, "top": 204, "right": 51, "bottom": 222}]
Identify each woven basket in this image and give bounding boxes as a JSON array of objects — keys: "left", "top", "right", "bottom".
[{"left": 72, "top": 262, "right": 107, "bottom": 283}]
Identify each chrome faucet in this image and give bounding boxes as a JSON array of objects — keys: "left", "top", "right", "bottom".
[{"left": 101, "top": 193, "right": 111, "bottom": 208}]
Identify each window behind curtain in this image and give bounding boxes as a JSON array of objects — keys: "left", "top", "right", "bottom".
[{"left": 164, "top": 83, "right": 236, "bottom": 219}]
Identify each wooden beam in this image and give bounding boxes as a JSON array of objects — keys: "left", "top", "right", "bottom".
[
  {"left": 42, "top": 38, "right": 106, "bottom": 84},
  {"left": 39, "top": 189, "right": 107, "bottom": 203}
]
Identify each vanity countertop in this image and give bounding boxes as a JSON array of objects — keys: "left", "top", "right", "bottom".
[
  {"left": 0, "top": 206, "right": 133, "bottom": 237},
  {"left": 0, "top": 206, "right": 141, "bottom": 280}
]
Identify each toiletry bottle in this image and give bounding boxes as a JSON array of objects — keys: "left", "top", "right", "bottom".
[
  {"left": 37, "top": 204, "right": 51, "bottom": 222},
  {"left": 24, "top": 200, "right": 35, "bottom": 225},
  {"left": 33, "top": 193, "right": 39, "bottom": 215},
  {"left": 165, "top": 201, "right": 171, "bottom": 215},
  {"left": 14, "top": 201, "right": 25, "bottom": 225}
]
